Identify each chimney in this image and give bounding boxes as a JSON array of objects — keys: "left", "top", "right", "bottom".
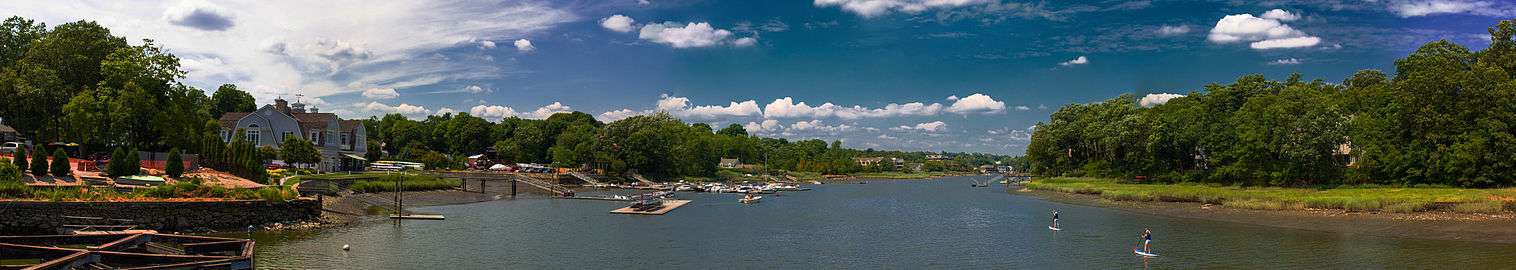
[{"left": 274, "top": 98, "right": 290, "bottom": 114}]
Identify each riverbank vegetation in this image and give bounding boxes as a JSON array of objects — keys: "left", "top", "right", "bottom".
[
  {"left": 296, "top": 172, "right": 460, "bottom": 193},
  {"left": 1029, "top": 178, "right": 1516, "bottom": 213},
  {"left": 1027, "top": 20, "right": 1516, "bottom": 188},
  {"left": 0, "top": 174, "right": 297, "bottom": 202}
]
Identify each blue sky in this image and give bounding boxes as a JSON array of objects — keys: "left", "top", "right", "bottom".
[{"left": 3, "top": 0, "right": 1509, "bottom": 155}]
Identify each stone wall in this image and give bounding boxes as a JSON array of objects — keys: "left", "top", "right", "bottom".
[{"left": 0, "top": 199, "right": 320, "bottom": 235}]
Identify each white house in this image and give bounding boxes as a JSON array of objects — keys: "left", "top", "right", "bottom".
[{"left": 218, "top": 98, "right": 367, "bottom": 171}]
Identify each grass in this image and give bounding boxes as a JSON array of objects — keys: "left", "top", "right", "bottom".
[
  {"left": 0, "top": 178, "right": 298, "bottom": 202},
  {"left": 1027, "top": 177, "right": 1516, "bottom": 213},
  {"left": 345, "top": 174, "right": 459, "bottom": 193}
]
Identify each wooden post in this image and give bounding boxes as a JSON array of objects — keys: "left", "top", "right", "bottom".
[
  {"left": 481, "top": 179, "right": 487, "bottom": 193},
  {"left": 511, "top": 178, "right": 517, "bottom": 197}
]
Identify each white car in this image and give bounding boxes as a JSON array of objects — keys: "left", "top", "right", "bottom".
[{"left": 0, "top": 142, "right": 22, "bottom": 154}]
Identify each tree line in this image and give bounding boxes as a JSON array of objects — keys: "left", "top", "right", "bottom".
[
  {"left": 368, "top": 111, "right": 1010, "bottom": 178},
  {"left": 1026, "top": 20, "right": 1516, "bottom": 188}
]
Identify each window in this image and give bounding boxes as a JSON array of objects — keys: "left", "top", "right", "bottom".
[
  {"left": 221, "top": 129, "right": 230, "bottom": 142},
  {"left": 340, "top": 133, "right": 349, "bottom": 149},
  {"left": 245, "top": 125, "right": 260, "bottom": 143},
  {"left": 283, "top": 132, "right": 294, "bottom": 142},
  {"left": 309, "top": 131, "right": 320, "bottom": 144}
]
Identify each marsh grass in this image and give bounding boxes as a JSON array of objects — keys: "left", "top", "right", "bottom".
[{"left": 1028, "top": 177, "right": 1515, "bottom": 213}]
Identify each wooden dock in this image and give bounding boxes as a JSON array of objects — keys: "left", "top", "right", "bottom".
[{"left": 610, "top": 200, "right": 690, "bottom": 215}]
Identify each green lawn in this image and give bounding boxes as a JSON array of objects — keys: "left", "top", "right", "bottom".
[{"left": 1027, "top": 177, "right": 1516, "bottom": 213}]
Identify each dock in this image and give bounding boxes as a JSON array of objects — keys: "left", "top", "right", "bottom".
[
  {"left": 610, "top": 200, "right": 691, "bottom": 215},
  {"left": 390, "top": 214, "right": 446, "bottom": 220}
]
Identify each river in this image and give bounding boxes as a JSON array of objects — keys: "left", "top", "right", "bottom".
[{"left": 248, "top": 176, "right": 1516, "bottom": 269}]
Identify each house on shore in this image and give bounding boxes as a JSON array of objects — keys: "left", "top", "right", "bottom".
[
  {"left": 218, "top": 98, "right": 367, "bottom": 172},
  {"left": 719, "top": 158, "right": 741, "bottom": 169}
]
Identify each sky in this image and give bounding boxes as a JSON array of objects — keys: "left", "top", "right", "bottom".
[{"left": 1, "top": 0, "right": 1510, "bottom": 155}]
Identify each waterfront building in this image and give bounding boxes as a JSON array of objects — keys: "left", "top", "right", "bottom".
[{"left": 218, "top": 98, "right": 367, "bottom": 172}]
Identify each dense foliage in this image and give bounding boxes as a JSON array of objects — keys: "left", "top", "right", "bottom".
[
  {"left": 165, "top": 147, "right": 182, "bottom": 178},
  {"left": 1028, "top": 20, "right": 1516, "bottom": 187}
]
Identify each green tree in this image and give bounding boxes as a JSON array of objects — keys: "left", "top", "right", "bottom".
[
  {"left": 209, "top": 84, "right": 254, "bottom": 118},
  {"left": 0, "top": 16, "right": 48, "bottom": 68},
  {"left": 11, "top": 146, "right": 25, "bottom": 174},
  {"left": 165, "top": 148, "right": 183, "bottom": 178},
  {"left": 280, "top": 137, "right": 321, "bottom": 168},
  {"left": 28, "top": 145, "right": 46, "bottom": 176},
  {"left": 717, "top": 123, "right": 747, "bottom": 137},
  {"left": 49, "top": 148, "right": 69, "bottom": 177}
]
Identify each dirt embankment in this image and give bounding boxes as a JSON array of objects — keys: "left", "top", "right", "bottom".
[{"left": 1019, "top": 189, "right": 1516, "bottom": 244}]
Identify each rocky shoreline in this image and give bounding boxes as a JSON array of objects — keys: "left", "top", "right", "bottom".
[{"left": 1016, "top": 188, "right": 1516, "bottom": 244}]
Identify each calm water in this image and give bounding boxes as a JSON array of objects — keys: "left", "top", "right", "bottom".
[{"left": 248, "top": 176, "right": 1516, "bottom": 269}]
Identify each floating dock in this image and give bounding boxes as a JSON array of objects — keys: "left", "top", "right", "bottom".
[
  {"left": 610, "top": 200, "right": 691, "bottom": 215},
  {"left": 390, "top": 214, "right": 446, "bottom": 220}
]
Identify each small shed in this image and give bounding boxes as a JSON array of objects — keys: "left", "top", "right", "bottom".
[{"left": 719, "top": 158, "right": 741, "bottom": 169}]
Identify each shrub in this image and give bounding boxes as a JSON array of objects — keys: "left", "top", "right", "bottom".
[
  {"left": 12, "top": 147, "right": 26, "bottom": 174},
  {"left": 165, "top": 148, "right": 183, "bottom": 178},
  {"left": 50, "top": 149, "right": 70, "bottom": 177},
  {"left": 28, "top": 145, "right": 46, "bottom": 177},
  {"left": 1384, "top": 202, "right": 1430, "bottom": 213},
  {"left": 1452, "top": 201, "right": 1504, "bottom": 214},
  {"left": 0, "top": 158, "right": 19, "bottom": 183},
  {"left": 0, "top": 181, "right": 28, "bottom": 198}
]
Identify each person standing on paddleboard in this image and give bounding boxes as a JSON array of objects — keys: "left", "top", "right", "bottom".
[
  {"left": 1051, "top": 210, "right": 1060, "bottom": 229},
  {"left": 1141, "top": 228, "right": 1153, "bottom": 252}
]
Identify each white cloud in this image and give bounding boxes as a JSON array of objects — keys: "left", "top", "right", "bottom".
[
  {"left": 1259, "top": 9, "right": 1300, "bottom": 21},
  {"left": 1139, "top": 93, "right": 1184, "bottom": 107},
  {"left": 945, "top": 93, "right": 1006, "bottom": 114},
  {"left": 597, "top": 108, "right": 646, "bottom": 122},
  {"left": 639, "top": 22, "right": 748, "bottom": 48},
  {"left": 814, "top": 0, "right": 991, "bottom": 18},
  {"left": 946, "top": 95, "right": 959, "bottom": 101},
  {"left": 362, "top": 102, "right": 431, "bottom": 118},
  {"left": 877, "top": 134, "right": 897, "bottom": 140},
  {"left": 465, "top": 85, "right": 484, "bottom": 93},
  {"left": 1156, "top": 25, "right": 1190, "bottom": 36},
  {"left": 743, "top": 119, "right": 784, "bottom": 133},
  {"left": 601, "top": 14, "right": 636, "bottom": 32},
  {"left": 788, "top": 120, "right": 854, "bottom": 133},
  {"left": 1389, "top": 0, "right": 1510, "bottom": 17},
  {"left": 763, "top": 97, "right": 943, "bottom": 119},
  {"left": 891, "top": 121, "right": 947, "bottom": 132},
  {"left": 362, "top": 87, "right": 399, "bottom": 99},
  {"left": 514, "top": 39, "right": 535, "bottom": 52},
  {"left": 1059, "top": 56, "right": 1089, "bottom": 66},
  {"left": 523, "top": 102, "right": 572, "bottom": 119},
  {"left": 0, "top": 1, "right": 576, "bottom": 102},
  {"left": 1269, "top": 58, "right": 1303, "bottom": 65},
  {"left": 733, "top": 37, "right": 758, "bottom": 47},
  {"left": 478, "top": 40, "right": 496, "bottom": 49},
  {"left": 435, "top": 107, "right": 456, "bottom": 115},
  {"left": 470, "top": 104, "right": 518, "bottom": 120},
  {"left": 1250, "top": 36, "right": 1320, "bottom": 50},
  {"left": 656, "top": 94, "right": 763, "bottom": 119},
  {"left": 1014, "top": 105, "right": 1031, "bottom": 111},
  {"left": 1208, "top": 12, "right": 1320, "bottom": 50}
]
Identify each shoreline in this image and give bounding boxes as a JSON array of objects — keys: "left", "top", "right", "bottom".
[{"left": 1015, "top": 188, "right": 1516, "bottom": 244}]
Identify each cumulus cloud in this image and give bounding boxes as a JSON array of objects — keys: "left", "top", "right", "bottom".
[
  {"left": 743, "top": 119, "right": 784, "bottom": 133},
  {"left": 1139, "top": 93, "right": 1184, "bottom": 107},
  {"left": 1389, "top": 0, "right": 1511, "bottom": 17},
  {"left": 362, "top": 102, "right": 431, "bottom": 118},
  {"left": 362, "top": 87, "right": 399, "bottom": 99},
  {"left": 656, "top": 94, "right": 763, "bottom": 119},
  {"left": 814, "top": 0, "right": 990, "bottom": 18},
  {"left": 470, "top": 104, "right": 518, "bottom": 120},
  {"left": 163, "top": 0, "right": 235, "bottom": 31},
  {"left": 597, "top": 109, "right": 645, "bottom": 122},
  {"left": 1014, "top": 105, "right": 1031, "bottom": 111},
  {"left": 1156, "top": 25, "right": 1190, "bottom": 36},
  {"left": 601, "top": 14, "right": 636, "bottom": 32},
  {"left": 945, "top": 93, "right": 1006, "bottom": 114},
  {"left": 523, "top": 102, "right": 572, "bottom": 119},
  {"left": 891, "top": 121, "right": 948, "bottom": 132},
  {"left": 435, "top": 107, "right": 456, "bottom": 115},
  {"left": 639, "top": 22, "right": 741, "bottom": 48},
  {"left": 1259, "top": 9, "right": 1300, "bottom": 21},
  {"left": 1208, "top": 12, "right": 1320, "bottom": 50},
  {"left": 1269, "top": 58, "right": 1303, "bottom": 65},
  {"left": 1058, "top": 56, "right": 1089, "bottom": 66},
  {"left": 478, "top": 40, "right": 496, "bottom": 49},
  {"left": 514, "top": 39, "right": 535, "bottom": 52},
  {"left": 763, "top": 97, "right": 943, "bottom": 119},
  {"left": 465, "top": 85, "right": 484, "bottom": 93},
  {"left": 788, "top": 120, "right": 854, "bottom": 133},
  {"left": 2, "top": 1, "right": 577, "bottom": 104}
]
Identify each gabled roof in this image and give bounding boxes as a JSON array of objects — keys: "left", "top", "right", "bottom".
[
  {"left": 339, "top": 120, "right": 363, "bottom": 132},
  {"left": 218, "top": 112, "right": 251, "bottom": 128}
]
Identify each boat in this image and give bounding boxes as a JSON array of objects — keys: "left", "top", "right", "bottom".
[{"left": 740, "top": 195, "right": 762, "bottom": 204}]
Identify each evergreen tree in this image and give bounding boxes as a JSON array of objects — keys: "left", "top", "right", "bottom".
[
  {"left": 165, "top": 148, "right": 183, "bottom": 178},
  {"left": 12, "top": 147, "right": 26, "bottom": 174},
  {"left": 108, "top": 147, "right": 123, "bottom": 176},
  {"left": 29, "top": 145, "right": 47, "bottom": 176},
  {"left": 49, "top": 148, "right": 69, "bottom": 177}
]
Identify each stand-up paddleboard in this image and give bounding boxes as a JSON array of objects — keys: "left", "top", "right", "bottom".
[
  {"left": 1134, "top": 248, "right": 1159, "bottom": 257},
  {"left": 1048, "top": 226, "right": 1061, "bottom": 231}
]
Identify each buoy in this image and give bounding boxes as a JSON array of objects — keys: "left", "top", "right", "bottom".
[{"left": 342, "top": 245, "right": 350, "bottom": 251}]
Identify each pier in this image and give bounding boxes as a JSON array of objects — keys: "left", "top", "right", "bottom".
[{"left": 610, "top": 200, "right": 691, "bottom": 215}]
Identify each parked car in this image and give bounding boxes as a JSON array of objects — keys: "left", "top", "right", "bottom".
[{"left": 0, "top": 142, "right": 23, "bottom": 154}]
